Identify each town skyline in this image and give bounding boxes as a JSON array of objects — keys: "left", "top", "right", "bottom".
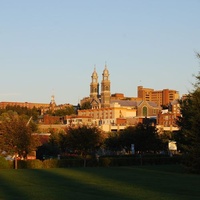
[
  {"left": 1, "top": 1, "right": 200, "bottom": 105},
  {"left": 0, "top": 64, "right": 194, "bottom": 106}
]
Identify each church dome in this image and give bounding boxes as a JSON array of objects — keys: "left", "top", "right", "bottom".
[
  {"left": 92, "top": 68, "right": 98, "bottom": 78},
  {"left": 102, "top": 65, "right": 109, "bottom": 76}
]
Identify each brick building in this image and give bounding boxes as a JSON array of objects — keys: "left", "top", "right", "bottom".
[{"left": 137, "top": 86, "right": 179, "bottom": 106}]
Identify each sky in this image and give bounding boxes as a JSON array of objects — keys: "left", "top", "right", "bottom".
[{"left": 0, "top": 0, "right": 200, "bottom": 105}]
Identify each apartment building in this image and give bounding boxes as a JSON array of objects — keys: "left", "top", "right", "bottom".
[{"left": 137, "top": 86, "right": 179, "bottom": 106}]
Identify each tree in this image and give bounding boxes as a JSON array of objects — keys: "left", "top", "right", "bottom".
[
  {"left": 0, "top": 105, "right": 40, "bottom": 121},
  {"left": 80, "top": 101, "right": 92, "bottom": 110},
  {"left": 36, "top": 129, "right": 61, "bottom": 160},
  {"left": 159, "top": 131, "right": 174, "bottom": 152},
  {"left": 104, "top": 132, "right": 121, "bottom": 152},
  {"left": 121, "top": 123, "right": 162, "bottom": 153},
  {"left": 0, "top": 112, "right": 40, "bottom": 162},
  {"left": 65, "top": 125, "right": 105, "bottom": 167},
  {"left": 105, "top": 123, "right": 162, "bottom": 154},
  {"left": 176, "top": 53, "right": 200, "bottom": 173},
  {"left": 54, "top": 106, "right": 76, "bottom": 116}
]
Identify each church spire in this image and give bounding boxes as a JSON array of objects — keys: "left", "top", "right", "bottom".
[
  {"left": 101, "top": 64, "right": 110, "bottom": 108},
  {"left": 50, "top": 94, "right": 56, "bottom": 112},
  {"left": 105, "top": 61, "right": 107, "bottom": 69},
  {"left": 90, "top": 67, "right": 99, "bottom": 99}
]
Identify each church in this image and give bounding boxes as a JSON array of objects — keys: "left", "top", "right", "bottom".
[
  {"left": 89, "top": 65, "right": 111, "bottom": 109},
  {"left": 78, "top": 65, "right": 161, "bottom": 131}
]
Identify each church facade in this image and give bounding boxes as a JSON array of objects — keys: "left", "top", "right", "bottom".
[
  {"left": 89, "top": 65, "right": 111, "bottom": 109},
  {"left": 78, "top": 65, "right": 161, "bottom": 131}
]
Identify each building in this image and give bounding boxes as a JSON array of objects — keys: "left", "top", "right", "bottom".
[
  {"left": 156, "top": 99, "right": 181, "bottom": 133},
  {"left": 78, "top": 99, "right": 160, "bottom": 131},
  {"left": 137, "top": 86, "right": 179, "bottom": 106},
  {"left": 88, "top": 65, "right": 111, "bottom": 109},
  {"left": 169, "top": 99, "right": 181, "bottom": 118},
  {"left": 78, "top": 66, "right": 163, "bottom": 131},
  {"left": 100, "top": 66, "right": 111, "bottom": 108},
  {"left": 0, "top": 101, "right": 49, "bottom": 109}
]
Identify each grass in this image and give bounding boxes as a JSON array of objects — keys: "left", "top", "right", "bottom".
[{"left": 0, "top": 165, "right": 200, "bottom": 200}]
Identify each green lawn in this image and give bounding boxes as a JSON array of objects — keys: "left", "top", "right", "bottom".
[{"left": 0, "top": 165, "right": 199, "bottom": 200}]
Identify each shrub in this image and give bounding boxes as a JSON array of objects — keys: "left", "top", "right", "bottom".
[
  {"left": 17, "top": 160, "right": 27, "bottom": 169},
  {"left": 8, "top": 154, "right": 182, "bottom": 169},
  {"left": 26, "top": 159, "right": 43, "bottom": 169},
  {"left": 17, "top": 159, "right": 44, "bottom": 169},
  {"left": 99, "top": 157, "right": 112, "bottom": 167},
  {"left": 0, "top": 157, "right": 12, "bottom": 169},
  {"left": 43, "top": 159, "right": 59, "bottom": 168},
  {"left": 58, "top": 159, "right": 83, "bottom": 167}
]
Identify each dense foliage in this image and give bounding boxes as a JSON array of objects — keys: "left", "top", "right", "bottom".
[
  {"left": 105, "top": 123, "right": 162, "bottom": 154},
  {"left": 0, "top": 105, "right": 40, "bottom": 121},
  {"left": 64, "top": 125, "right": 104, "bottom": 155},
  {"left": 54, "top": 106, "right": 76, "bottom": 116},
  {"left": 37, "top": 125, "right": 105, "bottom": 166},
  {"left": 176, "top": 53, "right": 200, "bottom": 173},
  {"left": 79, "top": 101, "right": 92, "bottom": 110},
  {"left": 0, "top": 111, "right": 40, "bottom": 159}
]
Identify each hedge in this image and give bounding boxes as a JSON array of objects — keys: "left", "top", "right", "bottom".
[
  {"left": 2, "top": 154, "right": 182, "bottom": 169},
  {"left": 0, "top": 157, "right": 13, "bottom": 169},
  {"left": 98, "top": 155, "right": 181, "bottom": 167}
]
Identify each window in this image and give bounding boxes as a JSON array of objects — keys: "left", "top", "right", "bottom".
[{"left": 143, "top": 106, "right": 147, "bottom": 116}]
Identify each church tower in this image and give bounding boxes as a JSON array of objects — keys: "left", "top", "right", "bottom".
[
  {"left": 90, "top": 67, "right": 99, "bottom": 99},
  {"left": 101, "top": 64, "right": 111, "bottom": 108},
  {"left": 50, "top": 94, "right": 56, "bottom": 113}
]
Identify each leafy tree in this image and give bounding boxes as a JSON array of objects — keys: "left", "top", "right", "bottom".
[
  {"left": 54, "top": 106, "right": 76, "bottom": 116},
  {"left": 58, "top": 132, "right": 69, "bottom": 153},
  {"left": 135, "top": 123, "right": 162, "bottom": 152},
  {"left": 176, "top": 53, "right": 200, "bottom": 173},
  {"left": 36, "top": 129, "right": 64, "bottom": 160},
  {"left": 119, "top": 126, "right": 136, "bottom": 153},
  {"left": 65, "top": 125, "right": 105, "bottom": 166},
  {"left": 159, "top": 131, "right": 174, "bottom": 152},
  {"left": 105, "top": 123, "right": 162, "bottom": 154},
  {"left": 0, "top": 105, "right": 40, "bottom": 121},
  {"left": 124, "top": 124, "right": 161, "bottom": 153},
  {"left": 0, "top": 112, "right": 40, "bottom": 161},
  {"left": 104, "top": 132, "right": 121, "bottom": 152},
  {"left": 80, "top": 101, "right": 92, "bottom": 110}
]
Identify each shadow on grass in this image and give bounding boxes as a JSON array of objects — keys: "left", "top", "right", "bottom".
[
  {"left": 0, "top": 165, "right": 200, "bottom": 200},
  {"left": 0, "top": 171, "right": 26, "bottom": 200},
  {"left": 0, "top": 168, "right": 137, "bottom": 200},
  {"left": 71, "top": 165, "right": 200, "bottom": 200}
]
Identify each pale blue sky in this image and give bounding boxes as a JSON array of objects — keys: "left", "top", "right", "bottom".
[{"left": 0, "top": 0, "right": 200, "bottom": 105}]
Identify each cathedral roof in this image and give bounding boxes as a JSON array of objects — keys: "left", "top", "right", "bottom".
[{"left": 111, "top": 100, "right": 159, "bottom": 108}]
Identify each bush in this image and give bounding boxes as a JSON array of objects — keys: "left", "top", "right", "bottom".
[
  {"left": 26, "top": 159, "right": 43, "bottom": 169},
  {"left": 43, "top": 159, "right": 59, "bottom": 168},
  {"left": 99, "top": 157, "right": 112, "bottom": 167},
  {"left": 0, "top": 157, "right": 12, "bottom": 169},
  {"left": 6, "top": 154, "right": 182, "bottom": 169},
  {"left": 99, "top": 154, "right": 182, "bottom": 167},
  {"left": 42, "top": 158, "right": 84, "bottom": 168},
  {"left": 17, "top": 160, "right": 27, "bottom": 169},
  {"left": 18, "top": 159, "right": 43, "bottom": 169}
]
